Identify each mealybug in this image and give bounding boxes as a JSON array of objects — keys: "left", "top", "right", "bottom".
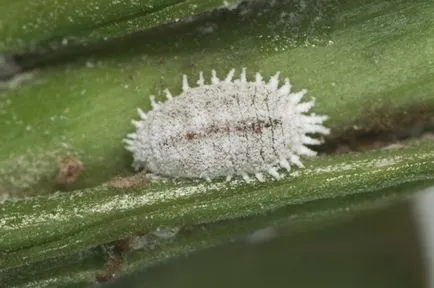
[{"left": 124, "top": 69, "right": 329, "bottom": 182}]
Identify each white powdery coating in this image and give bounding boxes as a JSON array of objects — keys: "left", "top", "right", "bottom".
[{"left": 124, "top": 68, "right": 330, "bottom": 182}]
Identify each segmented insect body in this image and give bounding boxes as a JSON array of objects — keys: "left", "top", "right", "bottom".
[{"left": 124, "top": 69, "right": 329, "bottom": 182}]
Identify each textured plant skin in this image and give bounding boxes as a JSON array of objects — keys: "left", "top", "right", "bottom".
[
  {"left": 1, "top": 0, "right": 434, "bottom": 196},
  {"left": 2, "top": 139, "right": 434, "bottom": 270},
  {"left": 3, "top": 177, "right": 431, "bottom": 287},
  {"left": 1, "top": 0, "right": 434, "bottom": 287},
  {"left": 0, "top": 0, "right": 241, "bottom": 52}
]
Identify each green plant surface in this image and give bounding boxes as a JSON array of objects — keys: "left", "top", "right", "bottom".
[
  {"left": 1, "top": 0, "right": 434, "bottom": 286},
  {"left": 1, "top": 248, "right": 105, "bottom": 287},
  {"left": 2, "top": 139, "right": 434, "bottom": 272},
  {"left": 109, "top": 199, "right": 424, "bottom": 288},
  {"left": 3, "top": 177, "right": 429, "bottom": 287},
  {"left": 0, "top": 0, "right": 240, "bottom": 52},
  {"left": 1, "top": 0, "right": 434, "bottom": 196}
]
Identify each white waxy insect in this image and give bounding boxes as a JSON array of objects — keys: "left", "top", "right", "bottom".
[{"left": 124, "top": 68, "right": 330, "bottom": 183}]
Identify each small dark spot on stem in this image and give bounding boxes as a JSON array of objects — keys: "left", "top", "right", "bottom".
[{"left": 56, "top": 156, "right": 84, "bottom": 185}]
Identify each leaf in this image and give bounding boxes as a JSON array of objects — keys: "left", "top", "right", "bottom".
[
  {"left": 1, "top": 0, "right": 433, "bottom": 195},
  {"left": 3, "top": 177, "right": 429, "bottom": 287},
  {"left": 0, "top": 0, "right": 241, "bottom": 52},
  {"left": 2, "top": 139, "right": 434, "bottom": 271}
]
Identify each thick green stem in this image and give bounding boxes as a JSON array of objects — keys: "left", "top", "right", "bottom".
[{"left": 2, "top": 140, "right": 434, "bottom": 270}]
